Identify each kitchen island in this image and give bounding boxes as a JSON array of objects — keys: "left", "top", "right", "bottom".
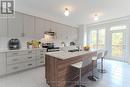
[{"left": 45, "top": 50, "right": 97, "bottom": 87}]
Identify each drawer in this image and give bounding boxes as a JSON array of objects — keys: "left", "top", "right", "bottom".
[
  {"left": 36, "top": 55, "right": 45, "bottom": 59},
  {"left": 7, "top": 61, "right": 35, "bottom": 73},
  {"left": 7, "top": 51, "right": 25, "bottom": 57},
  {"left": 38, "top": 49, "right": 46, "bottom": 53},
  {"left": 24, "top": 50, "right": 35, "bottom": 54},
  {"left": 7, "top": 54, "right": 35, "bottom": 65},
  {"left": 22, "top": 61, "right": 35, "bottom": 69},
  {"left": 7, "top": 50, "right": 35, "bottom": 57},
  {"left": 36, "top": 59, "right": 45, "bottom": 66},
  {"left": 7, "top": 56, "right": 23, "bottom": 64},
  {"left": 7, "top": 63, "right": 23, "bottom": 73},
  {"left": 23, "top": 54, "right": 35, "bottom": 62},
  {"left": 36, "top": 49, "right": 46, "bottom": 55}
]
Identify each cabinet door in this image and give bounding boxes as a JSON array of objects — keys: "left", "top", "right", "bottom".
[
  {"left": 35, "top": 18, "right": 49, "bottom": 39},
  {"left": 68, "top": 27, "right": 78, "bottom": 41},
  {"left": 56, "top": 24, "right": 63, "bottom": 40},
  {"left": 0, "top": 14, "right": 7, "bottom": 37},
  {"left": 8, "top": 12, "right": 24, "bottom": 37},
  {"left": 0, "top": 53, "right": 6, "bottom": 76},
  {"left": 23, "top": 14, "right": 35, "bottom": 38}
]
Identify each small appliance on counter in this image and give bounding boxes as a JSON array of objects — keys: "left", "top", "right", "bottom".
[
  {"left": 42, "top": 43, "right": 60, "bottom": 52},
  {"left": 27, "top": 40, "right": 41, "bottom": 49},
  {"left": 8, "top": 39, "right": 21, "bottom": 50}
]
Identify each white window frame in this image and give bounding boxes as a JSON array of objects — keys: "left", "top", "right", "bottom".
[{"left": 88, "top": 28, "right": 106, "bottom": 49}]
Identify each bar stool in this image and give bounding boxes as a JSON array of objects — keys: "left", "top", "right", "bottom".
[
  {"left": 71, "top": 52, "right": 95, "bottom": 87},
  {"left": 88, "top": 52, "right": 102, "bottom": 81},
  {"left": 98, "top": 50, "right": 108, "bottom": 73}
]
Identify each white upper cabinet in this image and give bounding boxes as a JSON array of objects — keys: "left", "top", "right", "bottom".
[
  {"left": 7, "top": 12, "right": 24, "bottom": 37},
  {"left": 56, "top": 23, "right": 63, "bottom": 40},
  {"left": 61, "top": 25, "right": 69, "bottom": 41},
  {"left": 0, "top": 53, "right": 6, "bottom": 76},
  {"left": 68, "top": 27, "right": 78, "bottom": 41},
  {"left": 23, "top": 14, "right": 35, "bottom": 38},
  {"left": 35, "top": 18, "right": 50, "bottom": 39},
  {"left": 0, "top": 14, "right": 7, "bottom": 37},
  {"left": 2, "top": 11, "right": 77, "bottom": 41},
  {"left": 56, "top": 24, "right": 77, "bottom": 41}
]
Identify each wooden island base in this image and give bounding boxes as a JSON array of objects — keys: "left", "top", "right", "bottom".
[{"left": 45, "top": 51, "right": 97, "bottom": 87}]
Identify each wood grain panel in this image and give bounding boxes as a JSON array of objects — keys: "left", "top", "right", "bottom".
[{"left": 45, "top": 51, "right": 97, "bottom": 87}]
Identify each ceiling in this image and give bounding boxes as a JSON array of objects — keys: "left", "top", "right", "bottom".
[{"left": 16, "top": 0, "right": 130, "bottom": 27}]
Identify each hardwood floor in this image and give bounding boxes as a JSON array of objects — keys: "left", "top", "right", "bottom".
[{"left": 0, "top": 60, "right": 130, "bottom": 87}]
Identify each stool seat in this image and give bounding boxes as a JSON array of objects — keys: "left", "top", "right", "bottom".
[
  {"left": 71, "top": 62, "right": 83, "bottom": 69},
  {"left": 92, "top": 57, "right": 97, "bottom": 60}
]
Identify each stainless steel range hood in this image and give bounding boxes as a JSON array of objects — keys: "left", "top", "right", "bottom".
[
  {"left": 44, "top": 31, "right": 56, "bottom": 36},
  {"left": 44, "top": 31, "right": 57, "bottom": 39}
]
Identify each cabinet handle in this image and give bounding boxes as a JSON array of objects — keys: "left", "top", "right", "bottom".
[
  {"left": 13, "top": 59, "right": 18, "bottom": 61},
  {"left": 40, "top": 51, "right": 44, "bottom": 52},
  {"left": 28, "top": 57, "right": 32, "bottom": 59},
  {"left": 28, "top": 64, "right": 32, "bottom": 66},
  {"left": 28, "top": 51, "right": 32, "bottom": 53},
  {"left": 40, "top": 54, "right": 44, "bottom": 55},
  {"left": 13, "top": 53, "right": 18, "bottom": 55},
  {"left": 13, "top": 67, "right": 18, "bottom": 70},
  {"left": 40, "top": 61, "right": 44, "bottom": 63},
  {"left": 40, "top": 56, "right": 44, "bottom": 58}
]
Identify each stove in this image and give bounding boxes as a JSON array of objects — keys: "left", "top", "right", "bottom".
[
  {"left": 47, "top": 47, "right": 60, "bottom": 52},
  {"left": 42, "top": 43, "right": 60, "bottom": 52}
]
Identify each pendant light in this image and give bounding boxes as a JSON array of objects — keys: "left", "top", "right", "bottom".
[{"left": 64, "top": 8, "right": 70, "bottom": 16}]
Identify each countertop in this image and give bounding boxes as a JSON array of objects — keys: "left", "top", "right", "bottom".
[
  {"left": 0, "top": 48, "right": 47, "bottom": 53},
  {"left": 46, "top": 50, "right": 97, "bottom": 60}
]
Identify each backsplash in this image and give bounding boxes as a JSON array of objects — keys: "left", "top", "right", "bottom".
[
  {"left": 0, "top": 37, "right": 76, "bottom": 50},
  {"left": 0, "top": 37, "right": 35, "bottom": 50}
]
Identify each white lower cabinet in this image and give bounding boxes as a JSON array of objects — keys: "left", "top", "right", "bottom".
[
  {"left": 6, "top": 48, "right": 46, "bottom": 74},
  {"left": 0, "top": 53, "right": 6, "bottom": 76},
  {"left": 7, "top": 54, "right": 35, "bottom": 65},
  {"left": 22, "top": 61, "right": 35, "bottom": 69},
  {"left": 36, "top": 59, "right": 45, "bottom": 66},
  {"left": 7, "top": 63, "right": 23, "bottom": 73}
]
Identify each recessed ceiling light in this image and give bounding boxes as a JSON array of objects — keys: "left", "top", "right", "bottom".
[{"left": 64, "top": 8, "right": 69, "bottom": 16}]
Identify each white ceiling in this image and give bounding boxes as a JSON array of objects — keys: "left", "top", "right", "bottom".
[{"left": 16, "top": 0, "right": 130, "bottom": 27}]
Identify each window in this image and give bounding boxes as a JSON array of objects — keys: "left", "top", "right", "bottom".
[
  {"left": 98, "top": 29, "right": 105, "bottom": 49},
  {"left": 90, "top": 30, "right": 97, "bottom": 49},
  {"left": 110, "top": 25, "right": 127, "bottom": 31},
  {"left": 89, "top": 29, "right": 105, "bottom": 49}
]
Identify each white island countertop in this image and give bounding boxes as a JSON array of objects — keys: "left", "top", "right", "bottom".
[{"left": 46, "top": 50, "right": 97, "bottom": 60}]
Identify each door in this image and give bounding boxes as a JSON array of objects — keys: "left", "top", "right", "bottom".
[{"left": 111, "top": 30, "right": 126, "bottom": 61}]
